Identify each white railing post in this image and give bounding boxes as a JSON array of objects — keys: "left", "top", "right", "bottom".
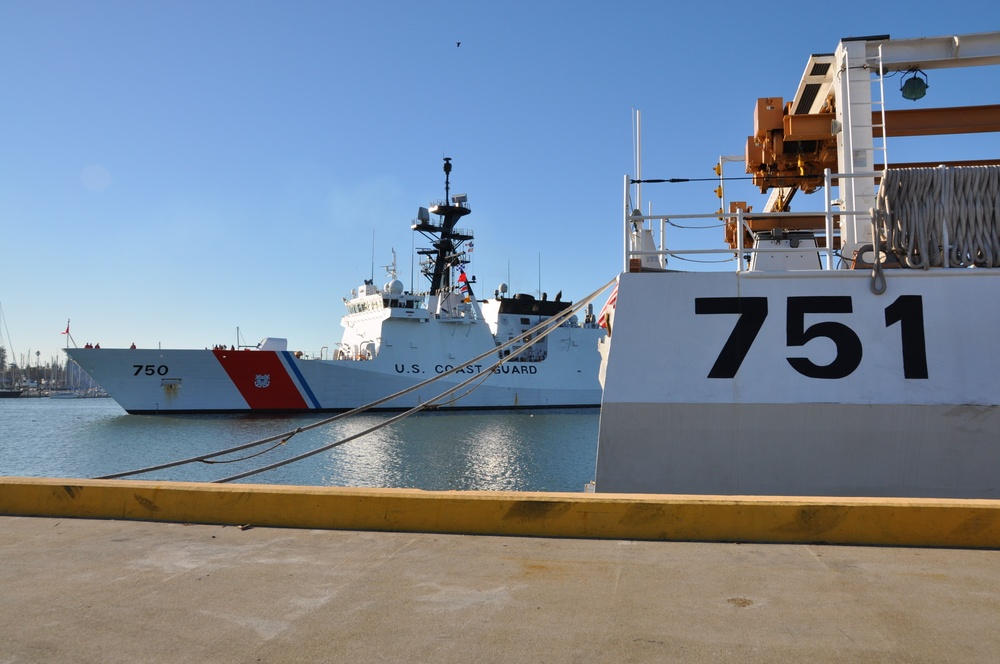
[
  {"left": 824, "top": 168, "right": 835, "bottom": 270},
  {"left": 623, "top": 174, "right": 631, "bottom": 273},
  {"left": 736, "top": 208, "right": 746, "bottom": 272}
]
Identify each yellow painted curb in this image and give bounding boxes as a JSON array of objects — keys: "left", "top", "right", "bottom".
[{"left": 2, "top": 477, "right": 1000, "bottom": 548}]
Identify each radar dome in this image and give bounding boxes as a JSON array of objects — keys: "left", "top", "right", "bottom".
[
  {"left": 386, "top": 279, "right": 405, "bottom": 295},
  {"left": 498, "top": 283, "right": 508, "bottom": 295}
]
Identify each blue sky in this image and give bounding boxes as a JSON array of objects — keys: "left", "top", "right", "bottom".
[{"left": 1, "top": 1, "right": 997, "bottom": 367}]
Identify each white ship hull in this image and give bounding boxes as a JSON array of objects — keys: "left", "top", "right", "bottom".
[
  {"left": 596, "top": 271, "right": 1000, "bottom": 497},
  {"left": 67, "top": 324, "right": 602, "bottom": 414}
]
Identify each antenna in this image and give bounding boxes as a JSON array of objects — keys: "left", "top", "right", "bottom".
[
  {"left": 382, "top": 248, "right": 398, "bottom": 280},
  {"left": 370, "top": 229, "right": 375, "bottom": 281},
  {"left": 443, "top": 156, "right": 452, "bottom": 203},
  {"left": 632, "top": 108, "right": 642, "bottom": 212},
  {"left": 537, "top": 253, "right": 542, "bottom": 298}
]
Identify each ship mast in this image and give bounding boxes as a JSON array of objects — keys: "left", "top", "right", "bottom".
[{"left": 412, "top": 157, "right": 473, "bottom": 296}]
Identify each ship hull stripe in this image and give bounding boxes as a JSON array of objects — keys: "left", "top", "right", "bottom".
[
  {"left": 212, "top": 349, "right": 308, "bottom": 410},
  {"left": 280, "top": 351, "right": 321, "bottom": 409}
]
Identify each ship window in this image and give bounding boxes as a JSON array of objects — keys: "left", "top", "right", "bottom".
[{"left": 520, "top": 317, "right": 530, "bottom": 325}]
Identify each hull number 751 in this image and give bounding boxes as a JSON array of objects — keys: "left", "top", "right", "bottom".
[{"left": 694, "top": 294, "right": 928, "bottom": 380}]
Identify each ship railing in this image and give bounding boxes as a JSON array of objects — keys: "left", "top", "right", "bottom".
[
  {"left": 623, "top": 169, "right": 882, "bottom": 273},
  {"left": 629, "top": 165, "right": 1000, "bottom": 272},
  {"left": 428, "top": 199, "right": 471, "bottom": 213},
  {"left": 413, "top": 220, "right": 474, "bottom": 237}
]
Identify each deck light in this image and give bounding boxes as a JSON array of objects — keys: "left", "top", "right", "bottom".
[{"left": 900, "top": 69, "right": 928, "bottom": 101}]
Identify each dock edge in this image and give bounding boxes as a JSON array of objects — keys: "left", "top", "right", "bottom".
[{"left": 2, "top": 477, "right": 999, "bottom": 548}]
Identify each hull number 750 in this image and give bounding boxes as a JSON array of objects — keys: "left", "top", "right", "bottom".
[{"left": 133, "top": 364, "right": 169, "bottom": 376}]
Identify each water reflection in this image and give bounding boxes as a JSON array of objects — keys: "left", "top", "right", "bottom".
[{"left": 264, "top": 411, "right": 599, "bottom": 491}]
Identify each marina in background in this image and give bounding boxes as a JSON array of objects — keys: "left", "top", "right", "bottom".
[{"left": 1, "top": 302, "right": 101, "bottom": 398}]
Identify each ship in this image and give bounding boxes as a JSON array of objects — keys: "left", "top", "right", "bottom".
[
  {"left": 595, "top": 32, "right": 1000, "bottom": 498},
  {"left": 66, "top": 159, "right": 605, "bottom": 414}
]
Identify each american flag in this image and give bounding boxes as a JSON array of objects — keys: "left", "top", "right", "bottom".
[{"left": 598, "top": 282, "right": 618, "bottom": 328}]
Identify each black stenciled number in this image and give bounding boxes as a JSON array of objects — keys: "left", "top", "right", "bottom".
[
  {"left": 884, "top": 295, "right": 929, "bottom": 379},
  {"left": 786, "top": 296, "right": 862, "bottom": 379},
  {"left": 133, "top": 364, "right": 169, "bottom": 376},
  {"left": 698, "top": 294, "right": 927, "bottom": 381},
  {"left": 694, "top": 297, "right": 768, "bottom": 378}
]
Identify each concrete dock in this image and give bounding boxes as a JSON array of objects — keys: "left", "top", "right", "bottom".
[
  {"left": 4, "top": 516, "right": 1000, "bottom": 663},
  {"left": 3, "top": 478, "right": 1000, "bottom": 662}
]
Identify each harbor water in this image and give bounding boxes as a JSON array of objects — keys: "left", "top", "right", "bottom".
[{"left": 0, "top": 397, "right": 599, "bottom": 491}]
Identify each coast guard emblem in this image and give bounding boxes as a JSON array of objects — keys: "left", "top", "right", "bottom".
[{"left": 254, "top": 374, "right": 271, "bottom": 388}]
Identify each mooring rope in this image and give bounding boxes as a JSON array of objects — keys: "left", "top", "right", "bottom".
[
  {"left": 95, "top": 276, "right": 617, "bottom": 481},
  {"left": 876, "top": 165, "right": 1000, "bottom": 269}
]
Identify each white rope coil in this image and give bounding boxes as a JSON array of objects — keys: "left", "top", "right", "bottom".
[{"left": 876, "top": 166, "right": 1000, "bottom": 269}]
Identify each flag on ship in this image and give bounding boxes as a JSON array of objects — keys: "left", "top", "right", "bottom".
[
  {"left": 598, "top": 283, "right": 618, "bottom": 329},
  {"left": 458, "top": 269, "right": 471, "bottom": 302},
  {"left": 61, "top": 320, "right": 70, "bottom": 335}
]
